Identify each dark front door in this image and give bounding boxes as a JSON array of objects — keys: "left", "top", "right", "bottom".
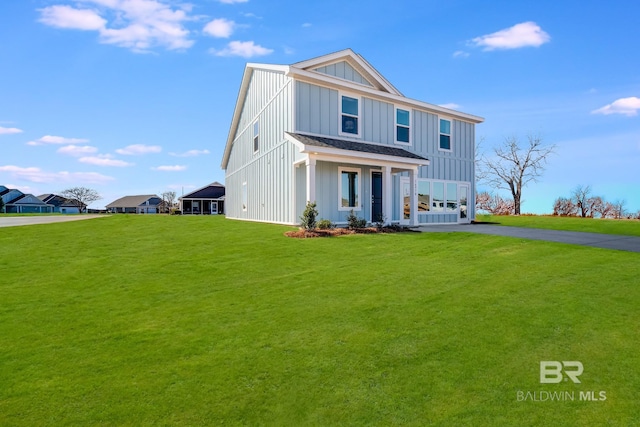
[{"left": 371, "top": 172, "right": 383, "bottom": 222}]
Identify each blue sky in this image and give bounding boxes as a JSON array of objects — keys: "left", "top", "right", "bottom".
[{"left": 1, "top": 0, "right": 638, "bottom": 213}]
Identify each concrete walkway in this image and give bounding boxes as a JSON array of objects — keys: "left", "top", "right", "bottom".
[
  {"left": 0, "top": 215, "right": 104, "bottom": 228},
  {"left": 417, "top": 224, "right": 640, "bottom": 253}
]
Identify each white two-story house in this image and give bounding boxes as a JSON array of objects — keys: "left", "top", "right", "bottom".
[{"left": 221, "top": 49, "right": 483, "bottom": 226}]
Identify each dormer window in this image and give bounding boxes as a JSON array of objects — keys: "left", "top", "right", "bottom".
[{"left": 339, "top": 94, "right": 360, "bottom": 137}]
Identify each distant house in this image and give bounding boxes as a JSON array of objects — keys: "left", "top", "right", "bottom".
[
  {"left": 221, "top": 49, "right": 483, "bottom": 226},
  {"left": 180, "top": 182, "right": 225, "bottom": 215},
  {"left": 106, "top": 195, "right": 163, "bottom": 214},
  {"left": 1, "top": 185, "right": 54, "bottom": 213},
  {"left": 38, "top": 194, "right": 84, "bottom": 214}
]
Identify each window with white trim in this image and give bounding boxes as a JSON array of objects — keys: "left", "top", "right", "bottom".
[
  {"left": 253, "top": 121, "right": 259, "bottom": 153},
  {"left": 439, "top": 118, "right": 451, "bottom": 150},
  {"left": 339, "top": 94, "right": 360, "bottom": 137},
  {"left": 338, "top": 167, "right": 361, "bottom": 210},
  {"left": 395, "top": 108, "right": 411, "bottom": 144},
  {"left": 418, "top": 180, "right": 430, "bottom": 212},
  {"left": 418, "top": 180, "right": 460, "bottom": 215}
]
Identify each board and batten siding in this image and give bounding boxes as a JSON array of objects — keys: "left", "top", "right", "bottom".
[
  {"left": 313, "top": 61, "right": 373, "bottom": 87},
  {"left": 295, "top": 81, "right": 397, "bottom": 145},
  {"left": 225, "top": 69, "right": 296, "bottom": 224}
]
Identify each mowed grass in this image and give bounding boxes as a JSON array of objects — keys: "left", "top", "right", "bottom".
[
  {"left": 477, "top": 213, "right": 640, "bottom": 236},
  {"left": 1, "top": 215, "right": 639, "bottom": 426}
]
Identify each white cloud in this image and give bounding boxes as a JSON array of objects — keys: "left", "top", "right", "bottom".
[
  {"left": 39, "top": 0, "right": 194, "bottom": 52},
  {"left": 79, "top": 155, "right": 134, "bottom": 167},
  {"left": 452, "top": 50, "right": 469, "bottom": 58},
  {"left": 470, "top": 21, "right": 550, "bottom": 51},
  {"left": 210, "top": 40, "right": 273, "bottom": 58},
  {"left": 0, "top": 126, "right": 23, "bottom": 135},
  {"left": 218, "top": 0, "right": 248, "bottom": 3},
  {"left": 203, "top": 18, "right": 235, "bottom": 38},
  {"left": 169, "top": 149, "right": 210, "bottom": 157},
  {"left": 439, "top": 103, "right": 461, "bottom": 110},
  {"left": 153, "top": 165, "right": 187, "bottom": 171},
  {"left": 302, "top": 23, "right": 312, "bottom": 28},
  {"left": 27, "top": 135, "right": 90, "bottom": 146},
  {"left": 115, "top": 144, "right": 162, "bottom": 155},
  {"left": 57, "top": 145, "right": 99, "bottom": 156},
  {"left": 592, "top": 97, "right": 640, "bottom": 117},
  {"left": 38, "top": 5, "right": 107, "bottom": 30},
  {"left": 0, "top": 165, "right": 114, "bottom": 184}
]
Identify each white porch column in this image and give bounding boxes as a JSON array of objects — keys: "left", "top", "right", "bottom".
[
  {"left": 305, "top": 156, "right": 316, "bottom": 203},
  {"left": 382, "top": 165, "right": 393, "bottom": 225},
  {"left": 409, "top": 166, "right": 419, "bottom": 226}
]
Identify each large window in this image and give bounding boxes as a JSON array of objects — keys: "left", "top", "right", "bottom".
[
  {"left": 340, "top": 95, "right": 360, "bottom": 136},
  {"left": 418, "top": 180, "right": 465, "bottom": 217},
  {"left": 396, "top": 108, "right": 410, "bottom": 144},
  {"left": 432, "top": 182, "right": 444, "bottom": 212},
  {"left": 418, "top": 180, "right": 430, "bottom": 212},
  {"left": 439, "top": 118, "right": 451, "bottom": 150},
  {"left": 446, "top": 183, "right": 458, "bottom": 212},
  {"left": 339, "top": 167, "right": 361, "bottom": 210},
  {"left": 253, "top": 121, "right": 259, "bottom": 153}
]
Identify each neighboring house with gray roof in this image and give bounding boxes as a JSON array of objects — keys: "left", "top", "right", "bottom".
[
  {"left": 38, "top": 194, "right": 84, "bottom": 214},
  {"left": 106, "top": 195, "right": 163, "bottom": 214},
  {"left": 221, "top": 49, "right": 483, "bottom": 226},
  {"left": 1, "top": 186, "right": 54, "bottom": 213},
  {"left": 180, "top": 182, "right": 225, "bottom": 215}
]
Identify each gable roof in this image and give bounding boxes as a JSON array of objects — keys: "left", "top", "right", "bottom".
[
  {"left": 106, "top": 195, "right": 161, "bottom": 209},
  {"left": 182, "top": 182, "right": 225, "bottom": 200},
  {"left": 221, "top": 48, "right": 483, "bottom": 170},
  {"left": 291, "top": 49, "right": 403, "bottom": 95},
  {"left": 38, "top": 194, "right": 83, "bottom": 208}
]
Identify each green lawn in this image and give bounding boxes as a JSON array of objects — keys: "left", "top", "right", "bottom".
[
  {"left": 1, "top": 215, "right": 638, "bottom": 426},
  {"left": 476, "top": 213, "right": 640, "bottom": 236}
]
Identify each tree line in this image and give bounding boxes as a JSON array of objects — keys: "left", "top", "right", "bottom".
[{"left": 553, "top": 185, "right": 635, "bottom": 219}]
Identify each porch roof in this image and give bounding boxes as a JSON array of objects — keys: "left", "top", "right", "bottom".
[{"left": 285, "top": 132, "right": 428, "bottom": 163}]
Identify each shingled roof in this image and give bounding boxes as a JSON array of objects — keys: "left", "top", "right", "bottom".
[{"left": 285, "top": 132, "right": 428, "bottom": 162}]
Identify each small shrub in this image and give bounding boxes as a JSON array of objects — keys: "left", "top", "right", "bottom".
[
  {"left": 373, "top": 213, "right": 386, "bottom": 230},
  {"left": 300, "top": 201, "right": 318, "bottom": 230},
  {"left": 347, "top": 209, "right": 367, "bottom": 229},
  {"left": 317, "top": 219, "right": 334, "bottom": 230}
]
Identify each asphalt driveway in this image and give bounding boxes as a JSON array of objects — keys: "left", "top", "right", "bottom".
[
  {"left": 0, "top": 215, "right": 104, "bottom": 228},
  {"left": 418, "top": 223, "right": 640, "bottom": 253}
]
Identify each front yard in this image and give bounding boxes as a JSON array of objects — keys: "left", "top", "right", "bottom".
[{"left": 1, "top": 215, "right": 638, "bottom": 425}]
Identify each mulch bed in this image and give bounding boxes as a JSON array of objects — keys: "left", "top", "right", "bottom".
[{"left": 285, "top": 226, "right": 408, "bottom": 238}]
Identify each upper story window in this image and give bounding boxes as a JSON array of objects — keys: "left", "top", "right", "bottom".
[
  {"left": 340, "top": 94, "right": 360, "bottom": 137},
  {"left": 253, "top": 121, "right": 260, "bottom": 153},
  {"left": 395, "top": 108, "right": 411, "bottom": 144},
  {"left": 439, "top": 118, "right": 451, "bottom": 151}
]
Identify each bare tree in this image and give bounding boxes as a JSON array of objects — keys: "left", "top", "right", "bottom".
[
  {"left": 60, "top": 187, "right": 101, "bottom": 213},
  {"left": 553, "top": 197, "right": 577, "bottom": 216},
  {"left": 161, "top": 191, "right": 177, "bottom": 213},
  {"left": 479, "top": 134, "right": 555, "bottom": 215},
  {"left": 476, "top": 191, "right": 515, "bottom": 215},
  {"left": 571, "top": 185, "right": 592, "bottom": 218},
  {"left": 611, "top": 199, "right": 626, "bottom": 219}
]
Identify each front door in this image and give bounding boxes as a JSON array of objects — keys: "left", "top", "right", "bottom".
[
  {"left": 458, "top": 184, "right": 469, "bottom": 223},
  {"left": 399, "top": 177, "right": 410, "bottom": 225},
  {"left": 371, "top": 172, "right": 383, "bottom": 222},
  {"left": 211, "top": 201, "right": 218, "bottom": 214}
]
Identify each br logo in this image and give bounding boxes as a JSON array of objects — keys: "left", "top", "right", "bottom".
[{"left": 540, "top": 361, "right": 583, "bottom": 384}]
